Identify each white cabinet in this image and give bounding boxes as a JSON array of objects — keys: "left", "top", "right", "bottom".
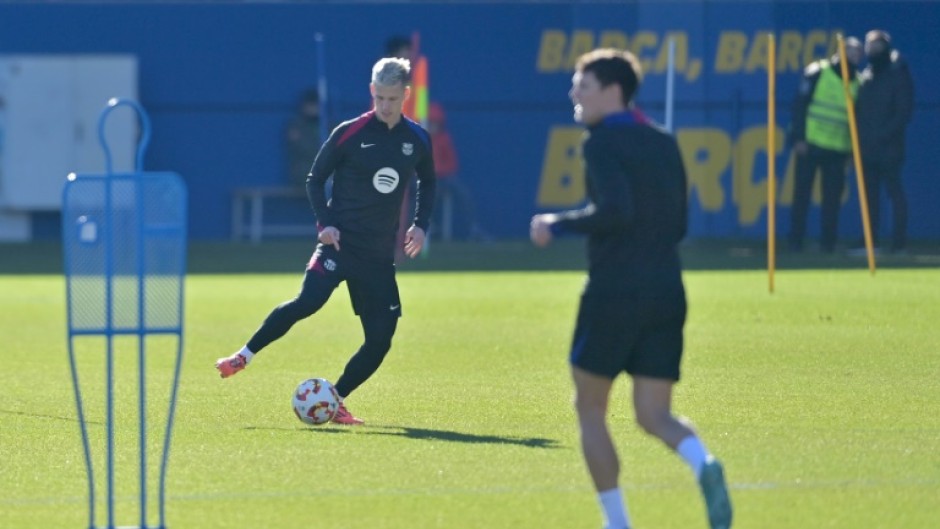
[{"left": 0, "top": 55, "right": 137, "bottom": 239}]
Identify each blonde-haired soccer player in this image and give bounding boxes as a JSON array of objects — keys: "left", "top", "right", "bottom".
[{"left": 216, "top": 57, "right": 436, "bottom": 425}]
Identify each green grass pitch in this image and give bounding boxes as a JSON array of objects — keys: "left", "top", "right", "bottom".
[{"left": 2, "top": 241, "right": 939, "bottom": 528}]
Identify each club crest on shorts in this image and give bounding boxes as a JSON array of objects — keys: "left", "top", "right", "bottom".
[
  {"left": 402, "top": 142, "right": 413, "bottom": 156},
  {"left": 323, "top": 258, "right": 336, "bottom": 271}
]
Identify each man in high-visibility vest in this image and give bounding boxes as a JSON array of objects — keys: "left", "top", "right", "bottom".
[{"left": 787, "top": 37, "right": 863, "bottom": 253}]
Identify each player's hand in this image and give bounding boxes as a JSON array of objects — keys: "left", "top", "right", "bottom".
[
  {"left": 404, "top": 226, "right": 425, "bottom": 258},
  {"left": 319, "top": 226, "right": 341, "bottom": 251},
  {"left": 530, "top": 214, "right": 557, "bottom": 247}
]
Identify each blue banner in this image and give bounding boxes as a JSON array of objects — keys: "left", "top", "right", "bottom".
[{"left": 2, "top": 1, "right": 936, "bottom": 241}]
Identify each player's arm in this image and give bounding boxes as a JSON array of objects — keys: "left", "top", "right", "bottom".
[
  {"left": 307, "top": 126, "right": 343, "bottom": 249},
  {"left": 412, "top": 137, "right": 437, "bottom": 232},
  {"left": 306, "top": 126, "right": 343, "bottom": 227},
  {"left": 549, "top": 132, "right": 634, "bottom": 236},
  {"left": 672, "top": 139, "right": 689, "bottom": 243},
  {"left": 404, "top": 138, "right": 437, "bottom": 258}
]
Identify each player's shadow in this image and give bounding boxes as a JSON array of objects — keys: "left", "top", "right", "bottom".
[
  {"left": 366, "top": 425, "right": 562, "bottom": 449},
  {"left": 0, "top": 408, "right": 103, "bottom": 425},
  {"left": 245, "top": 424, "right": 562, "bottom": 449}
]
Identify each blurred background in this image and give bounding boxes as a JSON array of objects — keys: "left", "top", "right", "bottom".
[{"left": 0, "top": 0, "right": 936, "bottom": 246}]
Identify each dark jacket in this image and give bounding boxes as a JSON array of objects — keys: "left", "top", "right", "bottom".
[
  {"left": 552, "top": 110, "right": 686, "bottom": 304},
  {"left": 307, "top": 111, "right": 436, "bottom": 263},
  {"left": 856, "top": 51, "right": 914, "bottom": 163}
]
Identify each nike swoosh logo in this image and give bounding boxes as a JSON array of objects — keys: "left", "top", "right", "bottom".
[
  {"left": 361, "top": 143, "right": 375, "bottom": 148},
  {"left": 389, "top": 304, "right": 400, "bottom": 311}
]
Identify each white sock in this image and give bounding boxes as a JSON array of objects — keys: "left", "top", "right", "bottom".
[
  {"left": 597, "top": 488, "right": 630, "bottom": 529},
  {"left": 677, "top": 435, "right": 711, "bottom": 479},
  {"left": 237, "top": 345, "right": 255, "bottom": 364}
]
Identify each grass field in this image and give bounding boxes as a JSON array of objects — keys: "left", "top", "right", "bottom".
[{"left": 2, "top": 241, "right": 939, "bottom": 528}]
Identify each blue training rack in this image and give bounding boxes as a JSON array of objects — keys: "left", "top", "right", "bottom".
[{"left": 62, "top": 98, "right": 187, "bottom": 529}]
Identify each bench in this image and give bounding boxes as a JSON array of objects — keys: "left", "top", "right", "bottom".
[
  {"left": 231, "top": 186, "right": 316, "bottom": 243},
  {"left": 231, "top": 185, "right": 455, "bottom": 243}
]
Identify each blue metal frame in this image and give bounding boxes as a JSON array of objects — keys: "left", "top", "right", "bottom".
[{"left": 64, "top": 98, "right": 187, "bottom": 529}]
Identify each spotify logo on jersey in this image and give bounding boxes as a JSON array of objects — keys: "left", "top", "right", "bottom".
[{"left": 373, "top": 167, "right": 400, "bottom": 194}]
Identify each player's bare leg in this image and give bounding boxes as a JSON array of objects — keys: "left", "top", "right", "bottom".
[
  {"left": 633, "top": 376, "right": 732, "bottom": 529},
  {"left": 632, "top": 376, "right": 695, "bottom": 447},
  {"left": 572, "top": 367, "right": 631, "bottom": 529}
]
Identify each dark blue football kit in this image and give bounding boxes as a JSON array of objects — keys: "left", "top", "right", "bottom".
[
  {"left": 552, "top": 110, "right": 688, "bottom": 381},
  {"left": 246, "top": 111, "right": 435, "bottom": 397}
]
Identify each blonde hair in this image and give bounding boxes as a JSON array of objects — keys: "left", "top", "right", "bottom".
[{"left": 371, "top": 57, "right": 411, "bottom": 87}]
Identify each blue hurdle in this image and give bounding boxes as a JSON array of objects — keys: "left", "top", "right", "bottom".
[{"left": 63, "top": 98, "right": 187, "bottom": 529}]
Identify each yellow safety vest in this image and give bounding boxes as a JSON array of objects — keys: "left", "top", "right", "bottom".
[{"left": 805, "top": 61, "right": 858, "bottom": 152}]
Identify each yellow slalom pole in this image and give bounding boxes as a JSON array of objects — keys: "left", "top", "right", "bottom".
[
  {"left": 837, "top": 34, "right": 876, "bottom": 275},
  {"left": 767, "top": 33, "right": 776, "bottom": 294}
]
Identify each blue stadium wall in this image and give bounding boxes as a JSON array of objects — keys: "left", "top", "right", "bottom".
[{"left": 1, "top": 1, "right": 937, "bottom": 241}]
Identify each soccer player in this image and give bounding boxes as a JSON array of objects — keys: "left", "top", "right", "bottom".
[
  {"left": 530, "top": 49, "right": 732, "bottom": 529},
  {"left": 216, "top": 57, "right": 436, "bottom": 425}
]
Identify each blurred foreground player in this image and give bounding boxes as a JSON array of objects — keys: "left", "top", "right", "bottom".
[{"left": 530, "top": 49, "right": 732, "bottom": 529}]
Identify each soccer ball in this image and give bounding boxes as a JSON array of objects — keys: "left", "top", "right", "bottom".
[{"left": 292, "top": 378, "right": 340, "bottom": 425}]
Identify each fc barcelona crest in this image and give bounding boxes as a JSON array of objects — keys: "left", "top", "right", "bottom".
[{"left": 402, "top": 142, "right": 414, "bottom": 156}]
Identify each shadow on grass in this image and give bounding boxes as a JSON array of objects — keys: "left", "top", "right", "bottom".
[
  {"left": 244, "top": 424, "right": 563, "bottom": 449},
  {"left": 0, "top": 407, "right": 103, "bottom": 425}
]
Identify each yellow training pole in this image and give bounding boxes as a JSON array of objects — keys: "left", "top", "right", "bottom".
[
  {"left": 837, "top": 34, "right": 876, "bottom": 275},
  {"left": 767, "top": 33, "right": 776, "bottom": 293}
]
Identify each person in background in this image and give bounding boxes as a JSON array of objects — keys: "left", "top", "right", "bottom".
[
  {"left": 286, "top": 89, "right": 321, "bottom": 189},
  {"left": 428, "top": 102, "right": 489, "bottom": 241},
  {"left": 787, "top": 38, "right": 863, "bottom": 253},
  {"left": 385, "top": 35, "right": 412, "bottom": 60},
  {"left": 854, "top": 30, "right": 914, "bottom": 254}
]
